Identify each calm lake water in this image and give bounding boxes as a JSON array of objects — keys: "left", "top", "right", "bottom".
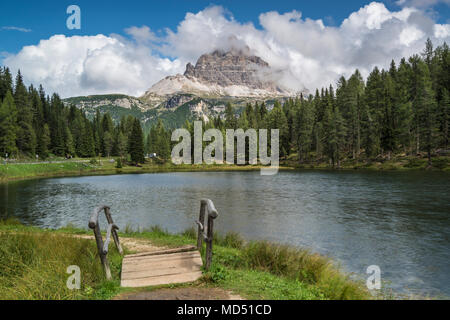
[{"left": 1, "top": 171, "right": 449, "bottom": 297}]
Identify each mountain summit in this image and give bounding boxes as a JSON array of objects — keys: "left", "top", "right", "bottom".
[
  {"left": 143, "top": 50, "right": 294, "bottom": 99},
  {"left": 65, "top": 50, "right": 300, "bottom": 129}
]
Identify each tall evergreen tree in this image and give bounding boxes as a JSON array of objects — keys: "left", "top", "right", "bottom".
[
  {"left": 295, "top": 98, "right": 313, "bottom": 163},
  {"left": 0, "top": 91, "right": 18, "bottom": 156},
  {"left": 14, "top": 71, "right": 36, "bottom": 155},
  {"left": 414, "top": 60, "right": 438, "bottom": 165},
  {"left": 129, "top": 118, "right": 145, "bottom": 164}
]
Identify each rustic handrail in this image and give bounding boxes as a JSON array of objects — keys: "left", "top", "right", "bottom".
[
  {"left": 195, "top": 199, "right": 219, "bottom": 270},
  {"left": 88, "top": 205, "right": 123, "bottom": 280}
]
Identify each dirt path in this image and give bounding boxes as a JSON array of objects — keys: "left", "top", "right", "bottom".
[
  {"left": 74, "top": 234, "right": 168, "bottom": 253},
  {"left": 114, "top": 288, "right": 243, "bottom": 300}
]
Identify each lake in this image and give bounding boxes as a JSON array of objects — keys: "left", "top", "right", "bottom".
[{"left": 1, "top": 170, "right": 449, "bottom": 297}]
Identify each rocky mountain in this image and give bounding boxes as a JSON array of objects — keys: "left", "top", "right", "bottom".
[
  {"left": 64, "top": 50, "right": 299, "bottom": 130},
  {"left": 143, "top": 50, "right": 293, "bottom": 99}
]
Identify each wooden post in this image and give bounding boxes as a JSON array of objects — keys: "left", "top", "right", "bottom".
[
  {"left": 197, "top": 202, "right": 206, "bottom": 251},
  {"left": 205, "top": 215, "right": 214, "bottom": 271},
  {"left": 89, "top": 205, "right": 123, "bottom": 280},
  {"left": 93, "top": 223, "right": 112, "bottom": 280},
  {"left": 105, "top": 207, "right": 123, "bottom": 255}
]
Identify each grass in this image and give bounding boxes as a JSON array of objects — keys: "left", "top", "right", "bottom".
[
  {"left": 1, "top": 154, "right": 448, "bottom": 183},
  {"left": 0, "top": 162, "right": 97, "bottom": 181},
  {"left": 0, "top": 219, "right": 122, "bottom": 300},
  {"left": 0, "top": 220, "right": 374, "bottom": 300},
  {"left": 0, "top": 159, "right": 277, "bottom": 183},
  {"left": 119, "top": 226, "right": 372, "bottom": 300},
  {"left": 286, "top": 155, "right": 450, "bottom": 171}
]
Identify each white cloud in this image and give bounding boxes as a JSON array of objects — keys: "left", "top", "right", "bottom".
[
  {"left": 124, "top": 25, "right": 158, "bottom": 44},
  {"left": 3, "top": 2, "right": 450, "bottom": 97},
  {"left": 396, "top": 0, "right": 450, "bottom": 8},
  {"left": 4, "top": 34, "right": 183, "bottom": 98},
  {"left": 1, "top": 26, "right": 32, "bottom": 32}
]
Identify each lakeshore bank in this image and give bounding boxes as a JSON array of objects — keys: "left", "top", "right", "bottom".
[
  {"left": 0, "top": 220, "right": 377, "bottom": 300},
  {"left": 1, "top": 155, "right": 448, "bottom": 183}
]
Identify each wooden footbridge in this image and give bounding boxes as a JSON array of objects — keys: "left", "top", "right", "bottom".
[{"left": 88, "top": 200, "right": 218, "bottom": 288}]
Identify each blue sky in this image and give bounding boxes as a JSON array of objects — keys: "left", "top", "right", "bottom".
[
  {"left": 1, "top": 1, "right": 450, "bottom": 97},
  {"left": 1, "top": 0, "right": 448, "bottom": 54}
]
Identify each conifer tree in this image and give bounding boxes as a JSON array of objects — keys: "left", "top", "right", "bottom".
[
  {"left": 438, "top": 88, "right": 449, "bottom": 149},
  {"left": 0, "top": 91, "right": 18, "bottom": 156},
  {"left": 224, "top": 103, "right": 237, "bottom": 129},
  {"left": 116, "top": 131, "right": 128, "bottom": 158},
  {"left": 36, "top": 124, "right": 51, "bottom": 158},
  {"left": 0, "top": 67, "right": 13, "bottom": 102},
  {"left": 295, "top": 98, "right": 313, "bottom": 163},
  {"left": 414, "top": 60, "right": 438, "bottom": 165},
  {"left": 14, "top": 71, "right": 36, "bottom": 155},
  {"left": 129, "top": 118, "right": 145, "bottom": 164}
]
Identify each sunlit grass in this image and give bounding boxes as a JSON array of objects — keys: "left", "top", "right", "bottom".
[{"left": 0, "top": 220, "right": 122, "bottom": 300}]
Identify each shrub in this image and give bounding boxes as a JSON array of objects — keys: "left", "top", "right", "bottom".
[{"left": 115, "top": 158, "right": 123, "bottom": 169}]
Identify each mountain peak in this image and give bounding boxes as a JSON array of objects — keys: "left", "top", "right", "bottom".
[
  {"left": 183, "top": 50, "right": 272, "bottom": 90},
  {"left": 144, "top": 50, "right": 295, "bottom": 98}
]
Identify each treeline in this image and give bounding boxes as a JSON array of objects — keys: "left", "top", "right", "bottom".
[
  {"left": 1, "top": 40, "right": 449, "bottom": 167},
  {"left": 172, "top": 40, "right": 449, "bottom": 167},
  {"left": 0, "top": 69, "right": 146, "bottom": 163}
]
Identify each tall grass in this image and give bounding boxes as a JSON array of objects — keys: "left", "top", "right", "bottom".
[
  {"left": 127, "top": 225, "right": 370, "bottom": 300},
  {"left": 0, "top": 230, "right": 122, "bottom": 300},
  {"left": 0, "top": 220, "right": 371, "bottom": 300},
  {"left": 239, "top": 241, "right": 370, "bottom": 300}
]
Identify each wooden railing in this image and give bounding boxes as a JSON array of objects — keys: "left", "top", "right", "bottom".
[
  {"left": 195, "top": 199, "right": 219, "bottom": 271},
  {"left": 89, "top": 206, "right": 123, "bottom": 279}
]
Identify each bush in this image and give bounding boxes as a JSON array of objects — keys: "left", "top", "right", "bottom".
[
  {"left": 432, "top": 157, "right": 449, "bottom": 170},
  {"left": 115, "top": 158, "right": 123, "bottom": 169}
]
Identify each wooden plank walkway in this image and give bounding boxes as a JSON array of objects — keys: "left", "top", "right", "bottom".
[{"left": 120, "top": 246, "right": 203, "bottom": 288}]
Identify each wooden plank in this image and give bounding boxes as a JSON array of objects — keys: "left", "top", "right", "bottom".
[
  {"left": 122, "top": 255, "right": 201, "bottom": 270},
  {"left": 122, "top": 256, "right": 203, "bottom": 270},
  {"left": 125, "top": 246, "right": 197, "bottom": 259},
  {"left": 123, "top": 251, "right": 200, "bottom": 264},
  {"left": 122, "top": 256, "right": 203, "bottom": 273},
  {"left": 121, "top": 271, "right": 203, "bottom": 288},
  {"left": 120, "top": 250, "right": 204, "bottom": 288},
  {"left": 122, "top": 263, "right": 202, "bottom": 280}
]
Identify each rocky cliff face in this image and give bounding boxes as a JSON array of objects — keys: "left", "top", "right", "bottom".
[
  {"left": 183, "top": 50, "right": 275, "bottom": 90},
  {"left": 143, "top": 50, "right": 294, "bottom": 99}
]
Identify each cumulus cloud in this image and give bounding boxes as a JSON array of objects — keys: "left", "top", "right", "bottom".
[
  {"left": 3, "top": 2, "right": 450, "bottom": 97},
  {"left": 160, "top": 2, "right": 450, "bottom": 93},
  {"left": 395, "top": 0, "right": 450, "bottom": 8},
  {"left": 4, "top": 34, "right": 183, "bottom": 97}
]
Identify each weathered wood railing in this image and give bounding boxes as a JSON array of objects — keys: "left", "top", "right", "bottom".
[
  {"left": 89, "top": 206, "right": 123, "bottom": 279},
  {"left": 195, "top": 199, "right": 219, "bottom": 271}
]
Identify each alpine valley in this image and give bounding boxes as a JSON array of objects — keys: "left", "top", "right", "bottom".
[{"left": 63, "top": 49, "right": 302, "bottom": 131}]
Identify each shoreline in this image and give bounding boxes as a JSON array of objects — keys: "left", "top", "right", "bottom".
[
  {"left": 0, "top": 220, "right": 378, "bottom": 300},
  {"left": 0, "top": 157, "right": 449, "bottom": 183}
]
